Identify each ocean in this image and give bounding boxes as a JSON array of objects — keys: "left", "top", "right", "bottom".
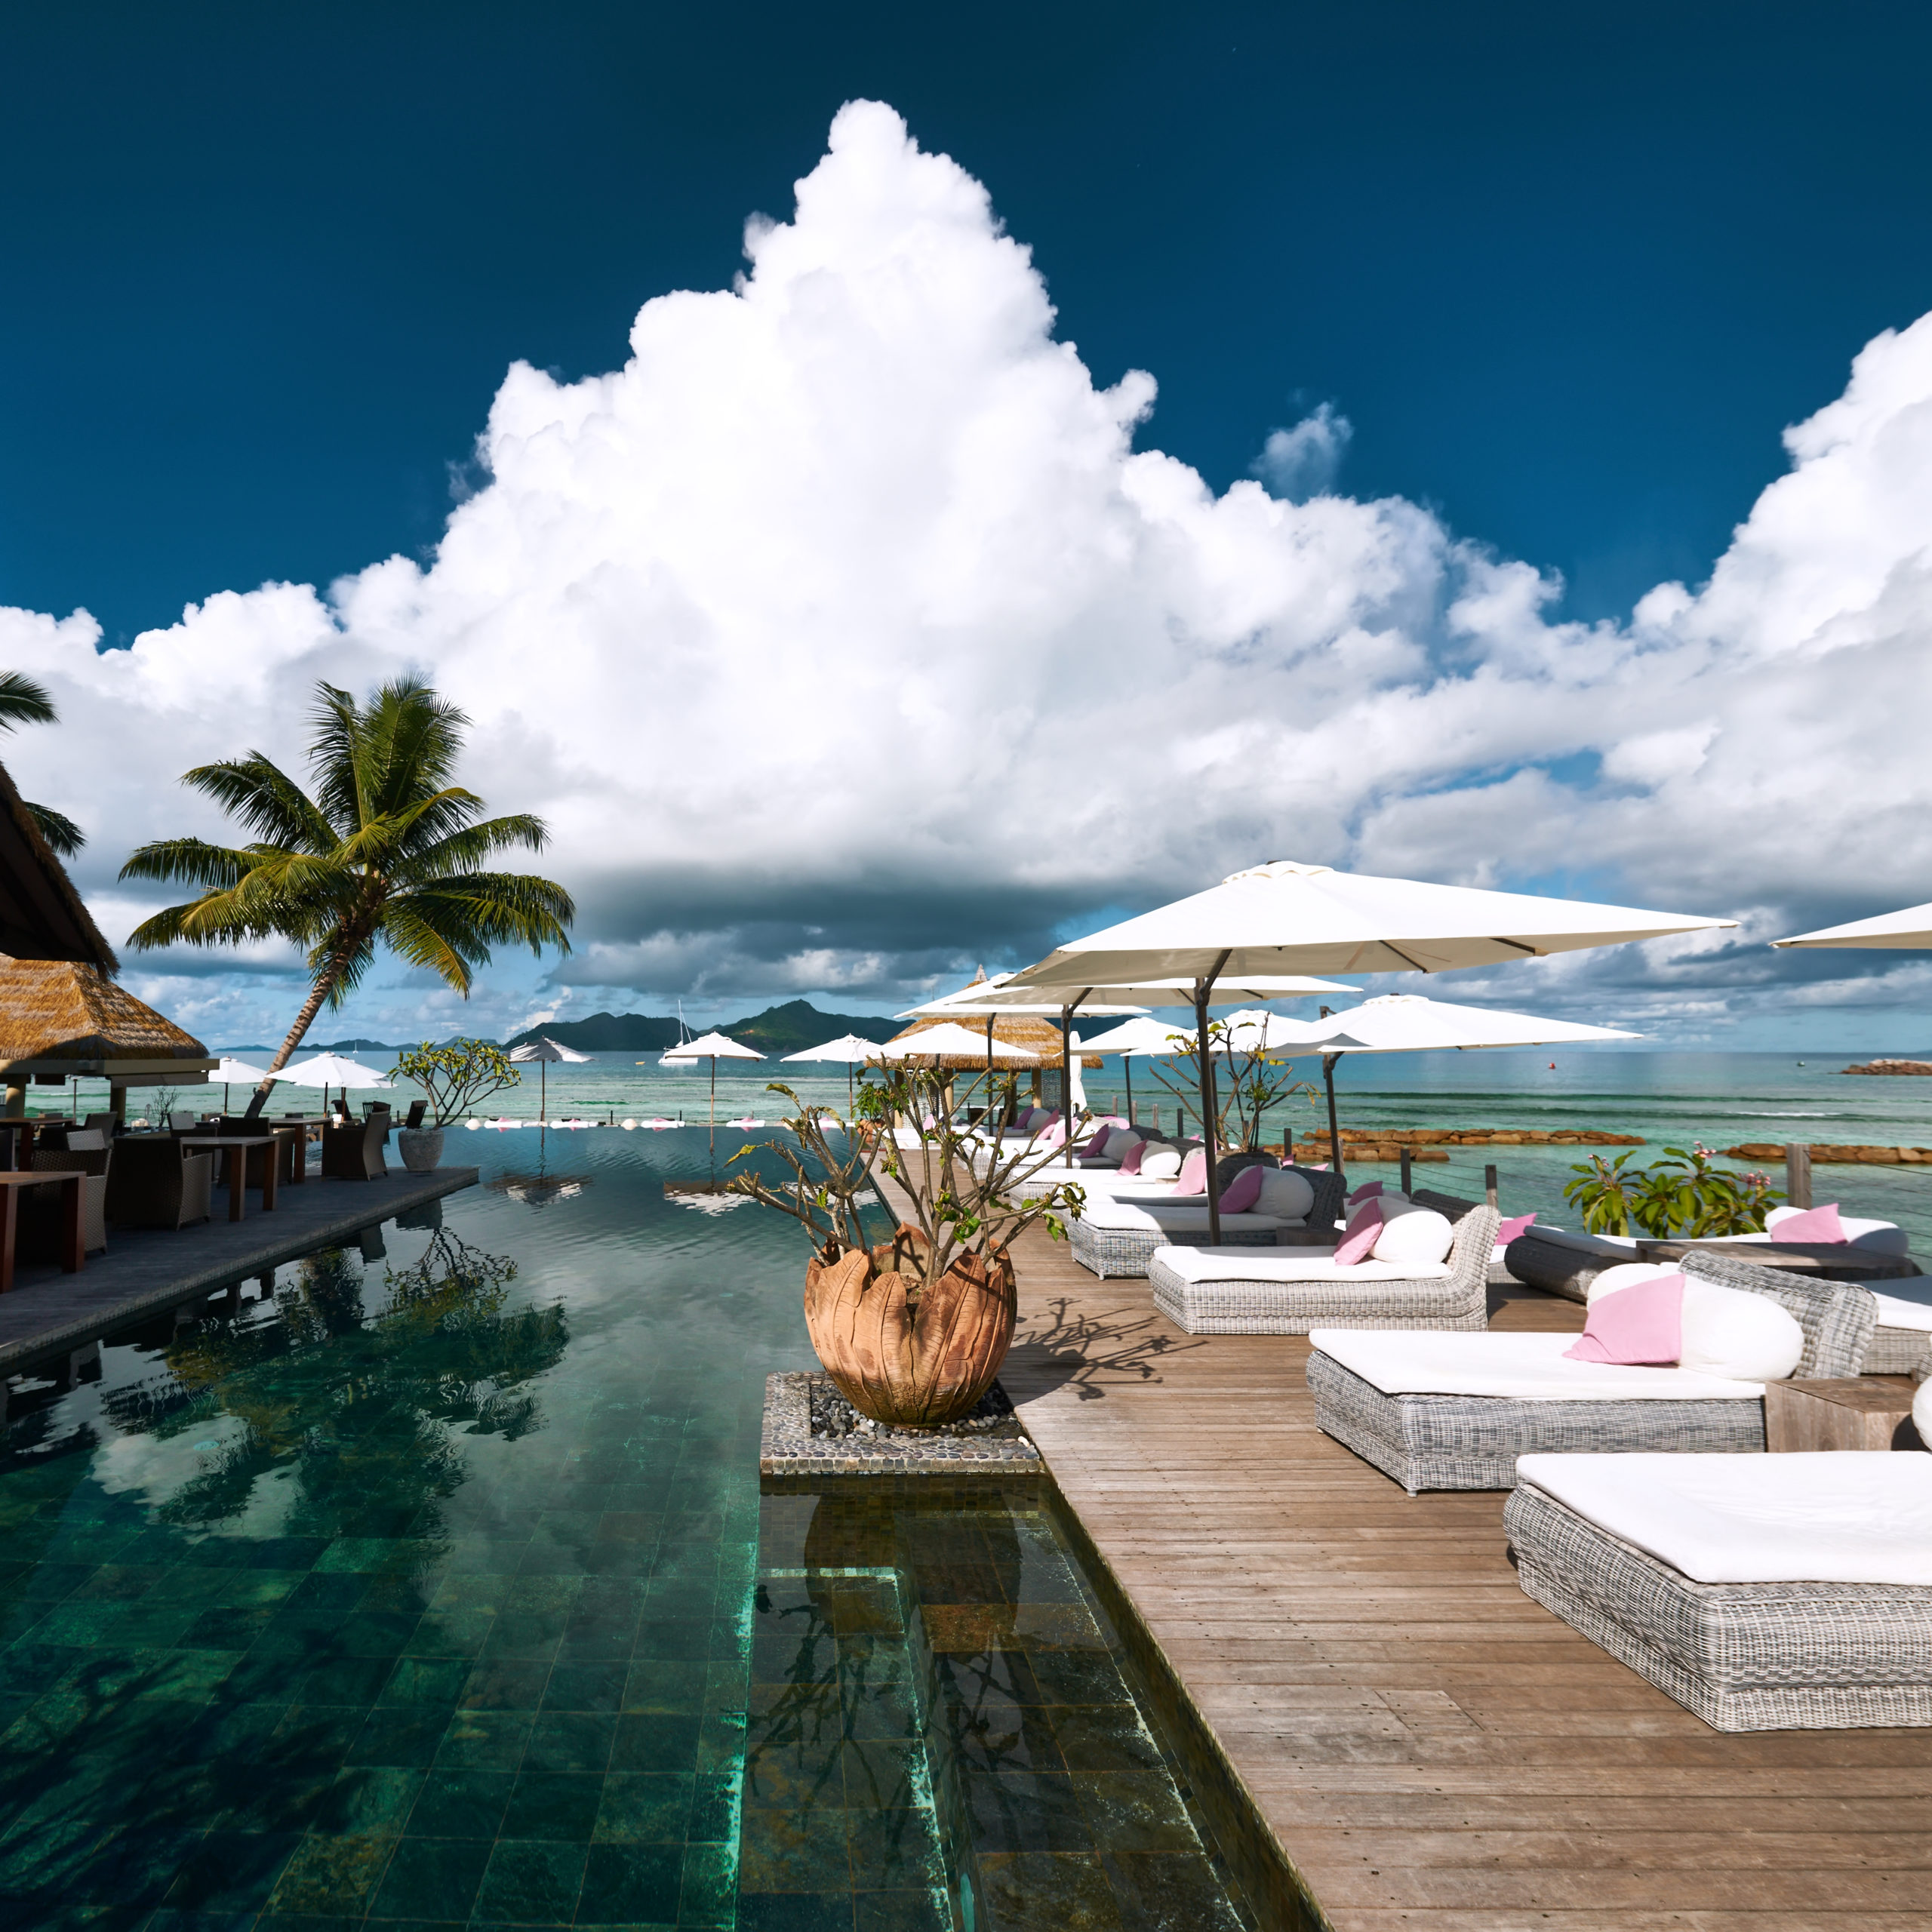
[{"left": 58, "top": 1046, "right": 1932, "bottom": 1249}]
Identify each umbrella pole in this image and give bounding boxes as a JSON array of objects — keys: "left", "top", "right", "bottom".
[
  {"left": 1324, "top": 1054, "right": 1344, "bottom": 1186},
  {"left": 1195, "top": 950, "right": 1230, "bottom": 1245},
  {"left": 709, "top": 1057, "right": 717, "bottom": 1156},
  {"left": 1124, "top": 1057, "right": 1134, "bottom": 1127}
]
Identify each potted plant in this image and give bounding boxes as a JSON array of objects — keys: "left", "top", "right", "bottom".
[
  {"left": 728, "top": 1066, "right": 1086, "bottom": 1427},
  {"left": 1562, "top": 1144, "right": 1781, "bottom": 1237},
  {"left": 391, "top": 1038, "right": 521, "bottom": 1173}
]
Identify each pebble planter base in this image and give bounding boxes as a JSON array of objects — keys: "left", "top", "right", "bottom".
[{"left": 759, "top": 1370, "right": 1043, "bottom": 1477}]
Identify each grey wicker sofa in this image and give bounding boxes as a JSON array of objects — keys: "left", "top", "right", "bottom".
[
  {"left": 1068, "top": 1163, "right": 1346, "bottom": 1281},
  {"left": 1306, "top": 1251, "right": 1879, "bottom": 1494},
  {"left": 1507, "top": 1455, "right": 1932, "bottom": 1731},
  {"left": 1146, "top": 1202, "right": 1497, "bottom": 1334}
]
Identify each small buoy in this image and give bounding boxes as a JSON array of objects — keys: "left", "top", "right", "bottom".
[
  {"left": 622, "top": 1118, "right": 637, "bottom": 1130},
  {"left": 465, "top": 1118, "right": 482, "bottom": 1130}
]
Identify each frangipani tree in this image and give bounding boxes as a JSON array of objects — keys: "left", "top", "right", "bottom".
[{"left": 121, "top": 678, "right": 574, "bottom": 1116}]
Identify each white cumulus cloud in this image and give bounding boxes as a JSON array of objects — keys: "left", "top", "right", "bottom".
[{"left": 4, "top": 100, "right": 1932, "bottom": 1044}]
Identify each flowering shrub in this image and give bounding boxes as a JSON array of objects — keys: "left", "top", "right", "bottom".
[{"left": 1563, "top": 1143, "right": 1782, "bottom": 1238}]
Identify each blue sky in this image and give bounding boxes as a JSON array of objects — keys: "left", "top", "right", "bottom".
[{"left": 3, "top": 3, "right": 1931, "bottom": 1050}]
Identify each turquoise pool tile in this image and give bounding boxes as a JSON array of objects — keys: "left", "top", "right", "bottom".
[
  {"left": 689, "top": 1771, "right": 737, "bottom": 1844},
  {"left": 734, "top": 1890, "right": 849, "bottom": 1932},
  {"left": 405, "top": 1766, "right": 515, "bottom": 1839},
  {"left": 160, "top": 1827, "right": 304, "bottom": 1912},
  {"left": 846, "top": 1807, "right": 945, "bottom": 1890},
  {"left": 471, "top": 1837, "right": 587, "bottom": 1924},
  {"left": 1045, "top": 1706, "right": 1166, "bottom": 1776},
  {"left": 576, "top": 1838, "right": 682, "bottom": 1924},
  {"left": 977, "top": 1850, "right": 1124, "bottom": 1932},
  {"left": 737, "top": 1806, "right": 851, "bottom": 1893},
  {"left": 380, "top": 1657, "right": 472, "bottom": 1706},
  {"left": 300, "top": 1654, "right": 395, "bottom": 1704},
  {"left": 622, "top": 1660, "right": 707, "bottom": 1712},
  {"left": 593, "top": 1770, "right": 694, "bottom": 1842},
  {"left": 313, "top": 1538, "right": 401, "bottom": 1575},
  {"left": 841, "top": 1740, "right": 921, "bottom": 1811},
  {"left": 367, "top": 1832, "right": 492, "bottom": 1919},
  {"left": 460, "top": 1659, "right": 552, "bottom": 1710},
  {"left": 68, "top": 1562, "right": 162, "bottom": 1602},
  {"left": 405, "top": 1607, "right": 497, "bottom": 1658},
  {"left": 541, "top": 1659, "right": 627, "bottom": 1711},
  {"left": 854, "top": 1890, "right": 952, "bottom": 1932},
  {"left": 695, "top": 1706, "right": 745, "bottom": 1774},
  {"left": 501, "top": 1768, "right": 603, "bottom": 1840},
  {"left": 306, "top": 1764, "right": 426, "bottom": 1837},
  {"left": 633, "top": 1620, "right": 709, "bottom": 1662},
  {"left": 610, "top": 1711, "right": 700, "bottom": 1773},
  {"left": 435, "top": 1708, "right": 534, "bottom": 1769},
  {"left": 177, "top": 1604, "right": 276, "bottom": 1651},
  {"left": 263, "top": 1823, "right": 399, "bottom": 1915},
  {"left": 521, "top": 1709, "right": 616, "bottom": 1772},
  {"left": 677, "top": 1838, "right": 735, "bottom": 1928},
  {"left": 1070, "top": 1774, "right": 1202, "bottom": 1854},
  {"left": 344, "top": 1706, "right": 451, "bottom": 1767}
]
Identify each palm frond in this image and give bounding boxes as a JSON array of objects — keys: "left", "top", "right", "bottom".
[
  {"left": 119, "top": 838, "right": 258, "bottom": 891},
  {"left": 0, "top": 672, "right": 57, "bottom": 731},
  {"left": 401, "top": 873, "right": 575, "bottom": 954},
  {"left": 180, "top": 756, "right": 339, "bottom": 851},
  {"left": 397, "top": 812, "right": 549, "bottom": 877},
  {"left": 24, "top": 801, "right": 84, "bottom": 856}
]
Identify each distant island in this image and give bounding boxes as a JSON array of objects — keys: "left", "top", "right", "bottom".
[
  {"left": 215, "top": 1037, "right": 403, "bottom": 1054},
  {"left": 504, "top": 998, "right": 903, "bottom": 1056}
]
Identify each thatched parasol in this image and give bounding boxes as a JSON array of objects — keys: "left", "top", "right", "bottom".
[
  {"left": 0, "top": 957, "right": 216, "bottom": 1115},
  {"left": 0, "top": 760, "right": 115, "bottom": 971},
  {"left": 878, "top": 1013, "right": 1102, "bottom": 1071}
]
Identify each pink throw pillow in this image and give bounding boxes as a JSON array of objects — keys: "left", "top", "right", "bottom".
[
  {"left": 1774, "top": 1202, "right": 1846, "bottom": 1243},
  {"left": 1117, "top": 1138, "right": 1146, "bottom": 1174},
  {"left": 1038, "top": 1120, "right": 1066, "bottom": 1150},
  {"left": 1346, "top": 1180, "right": 1384, "bottom": 1204},
  {"left": 1086, "top": 1124, "right": 1112, "bottom": 1158},
  {"left": 1332, "top": 1200, "right": 1383, "bottom": 1266},
  {"left": 1220, "top": 1164, "right": 1264, "bottom": 1214},
  {"left": 1174, "top": 1149, "right": 1208, "bottom": 1196},
  {"left": 1564, "top": 1275, "right": 1684, "bottom": 1365},
  {"left": 1496, "top": 1212, "right": 1537, "bottom": 1244}
]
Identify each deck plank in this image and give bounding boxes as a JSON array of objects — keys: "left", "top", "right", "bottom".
[{"left": 995, "top": 1219, "right": 1932, "bottom": 1929}]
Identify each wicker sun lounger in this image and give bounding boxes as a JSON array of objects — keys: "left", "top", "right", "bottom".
[
  {"left": 1506, "top": 1453, "right": 1932, "bottom": 1731},
  {"left": 1145, "top": 1203, "right": 1497, "bottom": 1334},
  {"left": 1068, "top": 1164, "right": 1346, "bottom": 1280},
  {"left": 1306, "top": 1252, "right": 1879, "bottom": 1494}
]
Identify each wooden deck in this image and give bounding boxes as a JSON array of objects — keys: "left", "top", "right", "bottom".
[{"left": 997, "top": 1223, "right": 1932, "bottom": 1931}]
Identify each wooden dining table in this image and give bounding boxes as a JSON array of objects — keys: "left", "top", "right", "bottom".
[
  {"left": 179, "top": 1135, "right": 281, "bottom": 1223},
  {"left": 0, "top": 1168, "right": 85, "bottom": 1293}
]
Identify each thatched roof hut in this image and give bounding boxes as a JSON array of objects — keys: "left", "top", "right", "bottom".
[
  {"left": 0, "top": 958, "right": 214, "bottom": 1091},
  {"left": 877, "top": 1012, "right": 1103, "bottom": 1072},
  {"left": 0, "top": 760, "right": 115, "bottom": 971}
]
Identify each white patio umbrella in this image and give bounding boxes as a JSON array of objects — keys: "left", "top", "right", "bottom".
[
  {"left": 281, "top": 1051, "right": 395, "bottom": 1121},
  {"left": 1008, "top": 859, "right": 1731, "bottom": 1241},
  {"left": 661, "top": 1030, "right": 765, "bottom": 1146},
  {"left": 781, "top": 1033, "right": 883, "bottom": 1117},
  {"left": 1773, "top": 902, "right": 1932, "bottom": 949},
  {"left": 905, "top": 970, "right": 1355, "bottom": 1141},
  {"left": 1259, "top": 993, "right": 1644, "bottom": 1171},
  {"left": 212, "top": 1056, "right": 276, "bottom": 1113},
  {"left": 509, "top": 1035, "right": 594, "bottom": 1121}
]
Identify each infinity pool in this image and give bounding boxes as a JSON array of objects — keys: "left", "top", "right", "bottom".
[{"left": 0, "top": 1132, "right": 1253, "bottom": 1931}]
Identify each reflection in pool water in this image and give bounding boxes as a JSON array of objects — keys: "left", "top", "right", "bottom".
[{"left": 0, "top": 1132, "right": 1254, "bottom": 1928}]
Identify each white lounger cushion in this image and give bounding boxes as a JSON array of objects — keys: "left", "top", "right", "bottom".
[
  {"left": 1535, "top": 1214, "right": 1908, "bottom": 1259},
  {"left": 1874, "top": 1284, "right": 1932, "bottom": 1331},
  {"left": 1515, "top": 1451, "right": 1932, "bottom": 1586},
  {"left": 1309, "top": 1329, "right": 1767, "bottom": 1402},
  {"left": 1162, "top": 1248, "right": 1449, "bottom": 1285},
  {"left": 1078, "top": 1198, "right": 1291, "bottom": 1233}
]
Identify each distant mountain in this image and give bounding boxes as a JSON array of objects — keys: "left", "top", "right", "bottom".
[
  {"left": 506, "top": 999, "right": 903, "bottom": 1056},
  {"left": 216, "top": 1038, "right": 403, "bottom": 1054}
]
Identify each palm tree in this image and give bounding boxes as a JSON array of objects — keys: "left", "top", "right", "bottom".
[
  {"left": 0, "top": 670, "right": 85, "bottom": 856},
  {"left": 121, "top": 676, "right": 575, "bottom": 1117}
]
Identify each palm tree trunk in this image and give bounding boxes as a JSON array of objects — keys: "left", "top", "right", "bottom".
[{"left": 246, "top": 966, "right": 343, "bottom": 1119}]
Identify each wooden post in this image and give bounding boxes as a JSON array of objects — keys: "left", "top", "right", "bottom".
[
  {"left": 1785, "top": 1143, "right": 1813, "bottom": 1211},
  {"left": 1399, "top": 1149, "right": 1413, "bottom": 1194},
  {"left": 1484, "top": 1164, "right": 1499, "bottom": 1209}
]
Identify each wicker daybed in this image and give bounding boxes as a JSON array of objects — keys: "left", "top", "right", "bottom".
[
  {"left": 1144, "top": 1202, "right": 1497, "bottom": 1335},
  {"left": 1305, "top": 1251, "right": 1879, "bottom": 1494},
  {"left": 1507, "top": 1451, "right": 1932, "bottom": 1731},
  {"left": 1069, "top": 1163, "right": 1346, "bottom": 1281}
]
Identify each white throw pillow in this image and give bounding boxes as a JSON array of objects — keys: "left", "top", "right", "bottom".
[
  {"left": 1912, "top": 1377, "right": 1932, "bottom": 1447},
  {"left": 1584, "top": 1262, "right": 1685, "bottom": 1305},
  {"left": 1254, "top": 1168, "right": 1315, "bottom": 1220},
  {"left": 1678, "top": 1280, "right": 1804, "bottom": 1381},
  {"left": 1370, "top": 1208, "right": 1454, "bottom": 1267},
  {"left": 1138, "top": 1148, "right": 1182, "bottom": 1181}
]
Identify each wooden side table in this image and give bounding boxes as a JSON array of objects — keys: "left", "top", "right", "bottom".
[{"left": 1764, "top": 1377, "right": 1925, "bottom": 1452}]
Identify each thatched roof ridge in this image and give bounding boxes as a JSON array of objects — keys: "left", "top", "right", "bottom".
[
  {"left": 879, "top": 1012, "right": 1103, "bottom": 1072},
  {"left": 0, "top": 958, "right": 209, "bottom": 1065},
  {"left": 0, "top": 758, "right": 117, "bottom": 973}
]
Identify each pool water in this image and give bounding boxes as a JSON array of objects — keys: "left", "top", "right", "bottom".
[{"left": 0, "top": 1132, "right": 1254, "bottom": 1930}]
